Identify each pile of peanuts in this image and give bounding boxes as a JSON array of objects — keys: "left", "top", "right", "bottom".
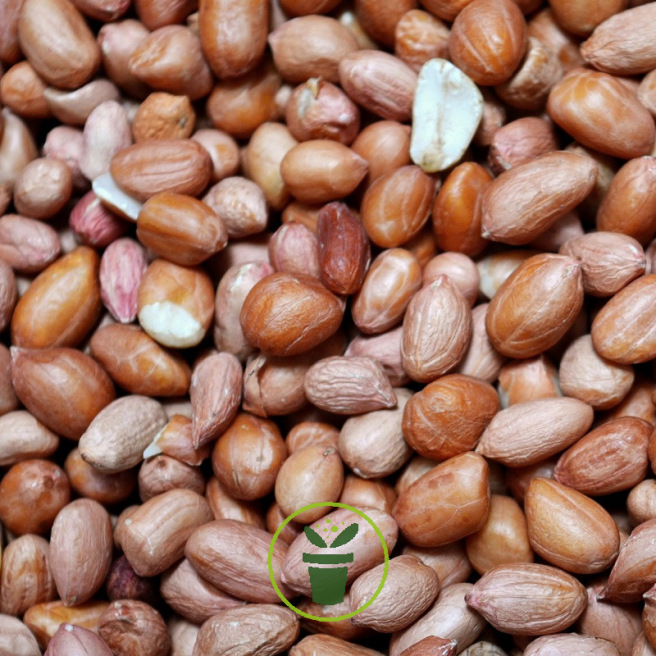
[{"left": 1, "top": 0, "right": 656, "bottom": 654}]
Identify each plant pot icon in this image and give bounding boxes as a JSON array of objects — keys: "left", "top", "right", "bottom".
[
  {"left": 303, "top": 552, "right": 354, "bottom": 605},
  {"left": 303, "top": 521, "right": 359, "bottom": 605}
]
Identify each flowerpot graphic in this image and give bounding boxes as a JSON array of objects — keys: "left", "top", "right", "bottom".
[
  {"left": 303, "top": 521, "right": 359, "bottom": 605},
  {"left": 303, "top": 552, "right": 354, "bottom": 604}
]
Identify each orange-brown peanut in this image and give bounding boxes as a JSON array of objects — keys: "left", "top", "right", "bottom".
[
  {"left": 393, "top": 452, "right": 490, "bottom": 547},
  {"left": 402, "top": 374, "right": 498, "bottom": 460}
]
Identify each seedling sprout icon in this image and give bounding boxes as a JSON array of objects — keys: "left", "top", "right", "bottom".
[{"left": 302, "top": 519, "right": 359, "bottom": 605}]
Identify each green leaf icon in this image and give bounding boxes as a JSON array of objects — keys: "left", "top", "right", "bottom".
[
  {"left": 304, "top": 526, "right": 328, "bottom": 548},
  {"left": 330, "top": 523, "right": 358, "bottom": 548}
]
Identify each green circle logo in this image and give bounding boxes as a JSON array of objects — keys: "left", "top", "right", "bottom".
[{"left": 267, "top": 502, "right": 389, "bottom": 622}]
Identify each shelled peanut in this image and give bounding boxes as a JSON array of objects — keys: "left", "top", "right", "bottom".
[{"left": 2, "top": 0, "right": 656, "bottom": 655}]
